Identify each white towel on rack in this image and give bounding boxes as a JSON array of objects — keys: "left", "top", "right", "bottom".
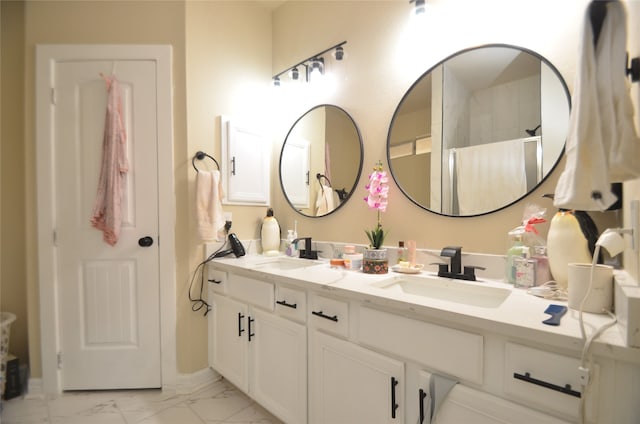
[
  {"left": 554, "top": 2, "right": 640, "bottom": 211},
  {"left": 455, "top": 140, "right": 527, "bottom": 215},
  {"left": 315, "top": 185, "right": 335, "bottom": 216},
  {"left": 196, "top": 170, "right": 225, "bottom": 241}
]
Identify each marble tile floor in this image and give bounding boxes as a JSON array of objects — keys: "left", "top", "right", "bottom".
[{"left": 0, "top": 378, "right": 284, "bottom": 424}]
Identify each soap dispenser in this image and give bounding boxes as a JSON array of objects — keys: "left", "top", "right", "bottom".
[
  {"left": 505, "top": 229, "right": 525, "bottom": 284},
  {"left": 285, "top": 229, "right": 298, "bottom": 257},
  {"left": 261, "top": 208, "right": 281, "bottom": 256}
]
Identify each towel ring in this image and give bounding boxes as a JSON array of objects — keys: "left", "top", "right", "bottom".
[
  {"left": 316, "top": 173, "right": 332, "bottom": 187},
  {"left": 192, "top": 151, "right": 220, "bottom": 172}
]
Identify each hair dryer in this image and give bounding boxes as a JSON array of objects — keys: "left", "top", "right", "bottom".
[{"left": 213, "top": 233, "right": 246, "bottom": 258}]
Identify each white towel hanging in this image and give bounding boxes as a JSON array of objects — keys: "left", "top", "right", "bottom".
[{"left": 554, "top": 2, "right": 640, "bottom": 211}]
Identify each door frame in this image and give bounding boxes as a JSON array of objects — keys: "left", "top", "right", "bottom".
[{"left": 35, "top": 44, "right": 176, "bottom": 394}]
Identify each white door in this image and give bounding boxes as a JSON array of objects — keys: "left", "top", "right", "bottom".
[
  {"left": 53, "top": 59, "right": 161, "bottom": 390},
  {"left": 280, "top": 138, "right": 310, "bottom": 209}
]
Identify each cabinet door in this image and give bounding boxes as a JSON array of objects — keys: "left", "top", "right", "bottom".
[
  {"left": 209, "top": 293, "right": 249, "bottom": 391},
  {"left": 222, "top": 119, "right": 271, "bottom": 205},
  {"left": 309, "top": 331, "right": 404, "bottom": 424},
  {"left": 250, "top": 308, "right": 307, "bottom": 424}
]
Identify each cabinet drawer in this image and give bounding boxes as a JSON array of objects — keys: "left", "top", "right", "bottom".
[
  {"left": 275, "top": 285, "right": 306, "bottom": 323},
  {"left": 357, "top": 306, "right": 483, "bottom": 384},
  {"left": 504, "top": 342, "right": 597, "bottom": 420},
  {"left": 207, "top": 268, "right": 227, "bottom": 294},
  {"left": 309, "top": 294, "right": 349, "bottom": 338},
  {"left": 227, "top": 273, "right": 274, "bottom": 311}
]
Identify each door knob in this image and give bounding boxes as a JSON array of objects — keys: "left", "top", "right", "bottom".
[{"left": 138, "top": 236, "right": 154, "bottom": 247}]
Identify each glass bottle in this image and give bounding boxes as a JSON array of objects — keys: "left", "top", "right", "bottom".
[
  {"left": 506, "top": 233, "right": 525, "bottom": 284},
  {"left": 533, "top": 245, "right": 552, "bottom": 286},
  {"left": 397, "top": 241, "right": 407, "bottom": 264},
  {"left": 514, "top": 246, "right": 536, "bottom": 289}
]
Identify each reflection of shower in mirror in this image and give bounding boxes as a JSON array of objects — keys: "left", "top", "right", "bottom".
[{"left": 525, "top": 124, "right": 541, "bottom": 137}]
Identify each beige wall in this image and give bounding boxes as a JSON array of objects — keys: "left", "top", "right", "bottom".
[
  {"left": 14, "top": 0, "right": 189, "bottom": 378},
  {"left": 2, "top": 0, "right": 639, "bottom": 385},
  {"left": 184, "top": 0, "right": 272, "bottom": 372},
  {"left": 1, "top": 1, "right": 28, "bottom": 365},
  {"left": 1, "top": 0, "right": 274, "bottom": 380},
  {"left": 270, "top": 0, "right": 625, "bottom": 254}
]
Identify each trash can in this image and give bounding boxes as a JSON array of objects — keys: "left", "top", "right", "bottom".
[{"left": 0, "top": 312, "right": 16, "bottom": 399}]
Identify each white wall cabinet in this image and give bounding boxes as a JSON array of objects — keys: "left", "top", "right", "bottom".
[
  {"left": 220, "top": 117, "right": 271, "bottom": 206},
  {"left": 309, "top": 330, "right": 404, "bottom": 424}
]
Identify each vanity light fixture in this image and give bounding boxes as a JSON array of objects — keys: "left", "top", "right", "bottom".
[
  {"left": 410, "top": 0, "right": 426, "bottom": 15},
  {"left": 272, "top": 40, "right": 346, "bottom": 87}
]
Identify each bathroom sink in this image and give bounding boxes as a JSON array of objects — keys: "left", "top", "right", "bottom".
[
  {"left": 252, "top": 257, "right": 320, "bottom": 271},
  {"left": 372, "top": 275, "right": 510, "bottom": 308}
]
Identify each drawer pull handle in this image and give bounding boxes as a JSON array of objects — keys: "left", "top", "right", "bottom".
[
  {"left": 208, "top": 279, "right": 222, "bottom": 285},
  {"left": 248, "top": 316, "right": 255, "bottom": 341},
  {"left": 238, "top": 312, "right": 245, "bottom": 337},
  {"left": 418, "top": 388, "right": 427, "bottom": 424},
  {"left": 276, "top": 300, "right": 298, "bottom": 309},
  {"left": 312, "top": 310, "right": 338, "bottom": 322},
  {"left": 391, "top": 376, "right": 399, "bottom": 419},
  {"left": 513, "top": 372, "right": 581, "bottom": 398}
]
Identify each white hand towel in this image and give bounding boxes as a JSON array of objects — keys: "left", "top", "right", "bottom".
[
  {"left": 554, "top": 2, "right": 640, "bottom": 211},
  {"left": 196, "top": 170, "right": 225, "bottom": 241},
  {"left": 315, "top": 185, "right": 335, "bottom": 216}
]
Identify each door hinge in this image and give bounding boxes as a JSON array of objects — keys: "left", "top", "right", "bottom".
[
  {"left": 57, "top": 352, "right": 63, "bottom": 369},
  {"left": 51, "top": 87, "right": 56, "bottom": 105},
  {"left": 53, "top": 229, "right": 58, "bottom": 246}
]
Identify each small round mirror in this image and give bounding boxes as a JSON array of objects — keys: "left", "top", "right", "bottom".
[{"left": 280, "top": 105, "right": 363, "bottom": 217}]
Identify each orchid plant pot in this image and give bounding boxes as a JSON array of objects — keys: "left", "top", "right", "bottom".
[{"left": 362, "top": 248, "right": 388, "bottom": 274}]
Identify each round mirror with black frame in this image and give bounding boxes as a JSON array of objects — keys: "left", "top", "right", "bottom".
[
  {"left": 280, "top": 104, "right": 363, "bottom": 217},
  {"left": 387, "top": 44, "right": 571, "bottom": 217}
]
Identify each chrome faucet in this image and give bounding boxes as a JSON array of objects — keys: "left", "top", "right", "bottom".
[
  {"left": 434, "top": 246, "right": 485, "bottom": 281},
  {"left": 293, "top": 237, "right": 318, "bottom": 260}
]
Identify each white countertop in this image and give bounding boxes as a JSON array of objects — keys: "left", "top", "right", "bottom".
[{"left": 208, "top": 251, "right": 640, "bottom": 365}]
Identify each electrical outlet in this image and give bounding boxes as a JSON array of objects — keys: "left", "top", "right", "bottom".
[
  {"left": 631, "top": 200, "right": 639, "bottom": 252},
  {"left": 224, "top": 212, "right": 233, "bottom": 222}
]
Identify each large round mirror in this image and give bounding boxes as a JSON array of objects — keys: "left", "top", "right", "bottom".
[
  {"left": 387, "top": 44, "right": 570, "bottom": 216},
  {"left": 280, "top": 104, "right": 363, "bottom": 217}
]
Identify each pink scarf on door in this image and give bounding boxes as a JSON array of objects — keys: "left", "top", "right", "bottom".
[{"left": 91, "top": 75, "right": 128, "bottom": 246}]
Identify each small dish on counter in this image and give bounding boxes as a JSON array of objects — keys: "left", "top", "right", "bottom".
[{"left": 391, "top": 263, "right": 424, "bottom": 274}]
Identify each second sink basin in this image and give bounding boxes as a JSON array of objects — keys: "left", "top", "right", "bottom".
[{"left": 372, "top": 275, "right": 510, "bottom": 308}]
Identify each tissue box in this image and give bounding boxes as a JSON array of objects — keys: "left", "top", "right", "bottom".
[{"left": 614, "top": 272, "right": 640, "bottom": 348}]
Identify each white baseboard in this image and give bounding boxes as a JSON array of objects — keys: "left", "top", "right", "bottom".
[
  {"left": 27, "top": 371, "right": 220, "bottom": 398},
  {"left": 175, "top": 367, "right": 220, "bottom": 395},
  {"left": 25, "top": 378, "right": 45, "bottom": 399}
]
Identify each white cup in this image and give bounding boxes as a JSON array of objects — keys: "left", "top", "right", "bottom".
[{"left": 567, "top": 263, "right": 613, "bottom": 313}]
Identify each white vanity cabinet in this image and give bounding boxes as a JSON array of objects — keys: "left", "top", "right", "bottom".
[
  {"left": 208, "top": 259, "right": 640, "bottom": 424},
  {"left": 309, "top": 330, "right": 405, "bottom": 424},
  {"left": 208, "top": 274, "right": 307, "bottom": 424}
]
